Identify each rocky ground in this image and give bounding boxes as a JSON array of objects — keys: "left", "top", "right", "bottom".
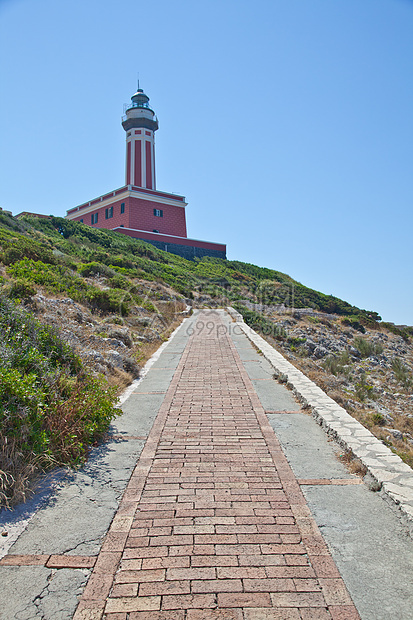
[
  {"left": 26, "top": 280, "right": 189, "bottom": 394},
  {"left": 237, "top": 301, "right": 413, "bottom": 468}
]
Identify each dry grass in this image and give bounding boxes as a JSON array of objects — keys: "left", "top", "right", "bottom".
[
  {"left": 261, "top": 327, "right": 413, "bottom": 471},
  {"left": 337, "top": 450, "right": 368, "bottom": 477},
  {"left": 106, "top": 368, "right": 135, "bottom": 394},
  {"left": 105, "top": 315, "right": 186, "bottom": 397},
  {"left": 0, "top": 434, "right": 44, "bottom": 508}
]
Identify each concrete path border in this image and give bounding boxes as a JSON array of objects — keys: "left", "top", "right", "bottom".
[{"left": 227, "top": 307, "right": 413, "bottom": 534}]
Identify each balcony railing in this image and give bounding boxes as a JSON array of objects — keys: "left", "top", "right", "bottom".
[
  {"left": 123, "top": 101, "right": 155, "bottom": 113},
  {"left": 122, "top": 109, "right": 158, "bottom": 123}
]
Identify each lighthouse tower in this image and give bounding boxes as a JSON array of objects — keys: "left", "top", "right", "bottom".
[
  {"left": 66, "top": 86, "right": 226, "bottom": 260},
  {"left": 122, "top": 87, "right": 158, "bottom": 190}
]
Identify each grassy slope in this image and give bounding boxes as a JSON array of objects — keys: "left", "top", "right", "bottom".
[{"left": 0, "top": 211, "right": 382, "bottom": 320}]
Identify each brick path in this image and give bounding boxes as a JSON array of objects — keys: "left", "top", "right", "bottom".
[{"left": 74, "top": 312, "right": 360, "bottom": 619}]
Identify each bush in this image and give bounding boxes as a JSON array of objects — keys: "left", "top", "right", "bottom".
[
  {"left": 370, "top": 412, "right": 386, "bottom": 426},
  {"left": 233, "top": 303, "right": 287, "bottom": 340},
  {"left": 353, "top": 336, "right": 383, "bottom": 358},
  {"left": 7, "top": 258, "right": 132, "bottom": 315},
  {"left": 77, "top": 262, "right": 115, "bottom": 278},
  {"left": 323, "top": 350, "right": 351, "bottom": 376},
  {"left": 108, "top": 273, "right": 131, "bottom": 290},
  {"left": 41, "top": 374, "right": 118, "bottom": 463},
  {"left": 341, "top": 316, "right": 366, "bottom": 333},
  {"left": 381, "top": 322, "right": 412, "bottom": 342},
  {"left": 391, "top": 358, "right": 412, "bottom": 390},
  {"left": 355, "top": 373, "right": 376, "bottom": 402},
  {"left": 7, "top": 258, "right": 88, "bottom": 297},
  {"left": 0, "top": 294, "right": 80, "bottom": 373},
  {"left": 0, "top": 293, "right": 119, "bottom": 506},
  {"left": 84, "top": 288, "right": 131, "bottom": 315},
  {"left": 1, "top": 236, "right": 56, "bottom": 266},
  {"left": 4, "top": 279, "right": 36, "bottom": 301}
]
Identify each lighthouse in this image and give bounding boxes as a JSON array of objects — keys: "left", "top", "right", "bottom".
[
  {"left": 66, "top": 86, "right": 226, "bottom": 260},
  {"left": 122, "top": 88, "right": 158, "bottom": 190}
]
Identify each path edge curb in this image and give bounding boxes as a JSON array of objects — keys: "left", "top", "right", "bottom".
[{"left": 226, "top": 307, "right": 413, "bottom": 535}]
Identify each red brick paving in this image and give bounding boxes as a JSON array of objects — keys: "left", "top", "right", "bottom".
[
  {"left": 0, "top": 554, "right": 50, "bottom": 566},
  {"left": 73, "top": 312, "right": 360, "bottom": 619},
  {"left": 0, "top": 554, "right": 96, "bottom": 568}
]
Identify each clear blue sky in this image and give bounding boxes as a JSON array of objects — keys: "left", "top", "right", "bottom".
[{"left": 1, "top": 0, "right": 412, "bottom": 324}]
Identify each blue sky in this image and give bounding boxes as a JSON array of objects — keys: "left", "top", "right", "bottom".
[{"left": 1, "top": 0, "right": 412, "bottom": 324}]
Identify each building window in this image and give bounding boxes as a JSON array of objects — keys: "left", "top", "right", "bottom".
[
  {"left": 120, "top": 224, "right": 124, "bottom": 227},
  {"left": 105, "top": 206, "right": 113, "bottom": 219},
  {"left": 120, "top": 202, "right": 125, "bottom": 214},
  {"left": 80, "top": 219, "right": 83, "bottom": 223},
  {"left": 154, "top": 208, "right": 163, "bottom": 217},
  {"left": 153, "top": 229, "right": 159, "bottom": 233},
  {"left": 91, "top": 213, "right": 98, "bottom": 224}
]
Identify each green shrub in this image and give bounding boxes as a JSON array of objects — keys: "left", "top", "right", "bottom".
[
  {"left": 41, "top": 374, "right": 118, "bottom": 463},
  {"left": 288, "top": 337, "right": 306, "bottom": 346},
  {"left": 7, "top": 258, "right": 87, "bottom": 295},
  {"left": 381, "top": 322, "right": 412, "bottom": 342},
  {"left": 4, "top": 279, "right": 36, "bottom": 301},
  {"left": 1, "top": 236, "right": 56, "bottom": 266},
  {"left": 0, "top": 295, "right": 80, "bottom": 373},
  {"left": 353, "top": 336, "right": 383, "bottom": 358},
  {"left": 358, "top": 315, "right": 381, "bottom": 330},
  {"left": 355, "top": 373, "right": 376, "bottom": 402},
  {"left": 233, "top": 303, "right": 287, "bottom": 340},
  {"left": 341, "top": 316, "right": 366, "bottom": 333},
  {"left": 370, "top": 412, "right": 386, "bottom": 426},
  {"left": 84, "top": 287, "right": 131, "bottom": 315},
  {"left": 0, "top": 210, "right": 26, "bottom": 232},
  {"left": 0, "top": 293, "right": 119, "bottom": 506},
  {"left": 7, "top": 258, "right": 132, "bottom": 315},
  {"left": 107, "top": 273, "right": 131, "bottom": 290},
  {"left": 391, "top": 358, "right": 412, "bottom": 390},
  {"left": 109, "top": 256, "right": 136, "bottom": 270},
  {"left": 323, "top": 350, "right": 351, "bottom": 376},
  {"left": 77, "top": 262, "right": 115, "bottom": 278}
]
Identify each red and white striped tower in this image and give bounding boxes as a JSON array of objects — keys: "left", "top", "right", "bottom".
[{"left": 122, "top": 87, "right": 159, "bottom": 190}]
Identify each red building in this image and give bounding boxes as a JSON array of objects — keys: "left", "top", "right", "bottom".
[{"left": 66, "top": 87, "right": 226, "bottom": 260}]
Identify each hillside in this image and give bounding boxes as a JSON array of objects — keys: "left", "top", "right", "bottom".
[{"left": 0, "top": 210, "right": 412, "bottom": 506}]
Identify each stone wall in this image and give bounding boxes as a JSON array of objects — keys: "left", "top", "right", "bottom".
[{"left": 141, "top": 238, "right": 226, "bottom": 260}]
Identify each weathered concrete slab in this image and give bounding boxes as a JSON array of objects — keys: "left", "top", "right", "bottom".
[
  {"left": 267, "top": 412, "right": 351, "bottom": 479},
  {"left": 304, "top": 485, "right": 413, "bottom": 620},
  {"left": 0, "top": 566, "right": 90, "bottom": 620}
]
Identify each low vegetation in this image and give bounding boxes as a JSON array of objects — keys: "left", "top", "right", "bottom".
[
  {"left": 0, "top": 212, "right": 384, "bottom": 320},
  {"left": 0, "top": 293, "right": 118, "bottom": 507},
  {"left": 234, "top": 303, "right": 413, "bottom": 468}
]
